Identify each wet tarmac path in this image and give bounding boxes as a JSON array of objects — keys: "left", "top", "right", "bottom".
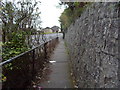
[{"left": 37, "top": 38, "right": 74, "bottom": 88}]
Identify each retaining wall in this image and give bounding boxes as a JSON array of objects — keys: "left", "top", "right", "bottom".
[{"left": 65, "top": 2, "right": 119, "bottom": 88}]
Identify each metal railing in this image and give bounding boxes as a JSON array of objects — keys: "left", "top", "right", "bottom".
[{"left": 0, "top": 37, "right": 59, "bottom": 88}]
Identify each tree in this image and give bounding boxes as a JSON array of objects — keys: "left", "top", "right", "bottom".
[
  {"left": 1, "top": 0, "right": 41, "bottom": 60},
  {"left": 59, "top": 2, "right": 88, "bottom": 31}
]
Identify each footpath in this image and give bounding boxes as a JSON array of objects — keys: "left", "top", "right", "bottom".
[{"left": 38, "top": 38, "right": 73, "bottom": 88}]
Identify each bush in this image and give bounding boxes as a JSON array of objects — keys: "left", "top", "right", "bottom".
[{"left": 2, "top": 31, "right": 29, "bottom": 61}]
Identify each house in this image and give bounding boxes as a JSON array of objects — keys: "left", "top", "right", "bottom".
[
  {"left": 42, "top": 27, "right": 53, "bottom": 33},
  {"left": 51, "top": 26, "right": 61, "bottom": 33}
]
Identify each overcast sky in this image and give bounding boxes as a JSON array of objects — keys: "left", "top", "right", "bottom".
[
  {"left": 3, "top": 0, "right": 65, "bottom": 28},
  {"left": 39, "top": 0, "right": 65, "bottom": 28}
]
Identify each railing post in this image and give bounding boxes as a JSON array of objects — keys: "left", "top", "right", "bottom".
[
  {"left": 49, "top": 41, "right": 51, "bottom": 53},
  {"left": 32, "top": 49, "right": 35, "bottom": 78},
  {"left": 44, "top": 43, "right": 47, "bottom": 61}
]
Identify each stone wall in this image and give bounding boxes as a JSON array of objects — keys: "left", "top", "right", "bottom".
[{"left": 65, "top": 2, "right": 119, "bottom": 88}]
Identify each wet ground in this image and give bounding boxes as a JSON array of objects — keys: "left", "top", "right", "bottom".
[{"left": 33, "top": 38, "right": 74, "bottom": 88}]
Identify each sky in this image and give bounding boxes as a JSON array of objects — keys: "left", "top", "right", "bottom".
[
  {"left": 39, "top": 0, "right": 65, "bottom": 28},
  {"left": 2, "top": 0, "right": 65, "bottom": 28}
]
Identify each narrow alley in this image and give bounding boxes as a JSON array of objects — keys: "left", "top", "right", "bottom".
[{"left": 37, "top": 38, "right": 74, "bottom": 88}]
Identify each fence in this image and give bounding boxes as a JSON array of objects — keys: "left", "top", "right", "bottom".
[{"left": 0, "top": 37, "right": 59, "bottom": 88}]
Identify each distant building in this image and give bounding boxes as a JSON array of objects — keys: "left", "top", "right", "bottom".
[
  {"left": 51, "top": 26, "right": 61, "bottom": 33},
  {"left": 42, "top": 27, "right": 53, "bottom": 33}
]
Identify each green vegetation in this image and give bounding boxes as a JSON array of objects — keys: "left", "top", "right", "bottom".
[
  {"left": 1, "top": 0, "right": 41, "bottom": 61},
  {"left": 2, "top": 31, "right": 29, "bottom": 60},
  {"left": 59, "top": 2, "right": 90, "bottom": 31},
  {"left": 43, "top": 32, "right": 57, "bottom": 34},
  {"left": 0, "top": 0, "right": 41, "bottom": 83}
]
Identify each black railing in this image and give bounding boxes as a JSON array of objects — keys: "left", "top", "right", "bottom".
[{"left": 0, "top": 37, "right": 59, "bottom": 88}]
